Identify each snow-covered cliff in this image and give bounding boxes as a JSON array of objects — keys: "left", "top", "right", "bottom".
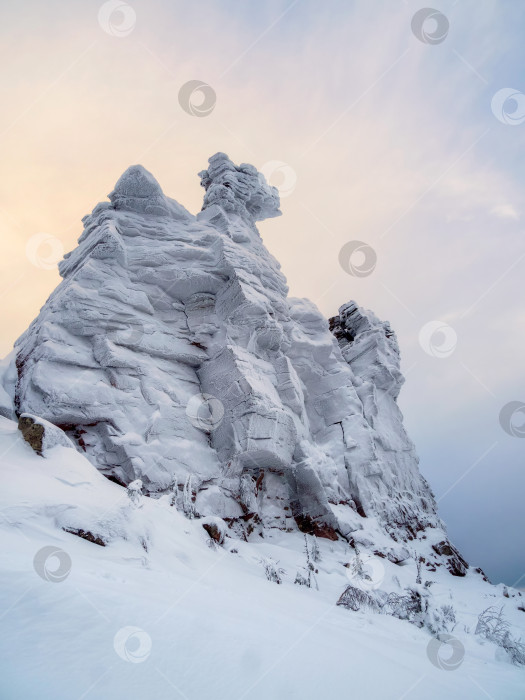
[{"left": 10, "top": 154, "right": 461, "bottom": 574}]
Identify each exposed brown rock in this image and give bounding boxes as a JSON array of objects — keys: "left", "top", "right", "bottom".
[
  {"left": 64, "top": 528, "right": 106, "bottom": 547},
  {"left": 432, "top": 540, "right": 469, "bottom": 577},
  {"left": 295, "top": 514, "right": 338, "bottom": 541},
  {"left": 18, "top": 415, "right": 45, "bottom": 456},
  {"left": 203, "top": 521, "right": 224, "bottom": 544}
]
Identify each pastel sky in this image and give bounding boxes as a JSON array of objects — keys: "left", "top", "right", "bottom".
[{"left": 0, "top": 0, "right": 523, "bottom": 585}]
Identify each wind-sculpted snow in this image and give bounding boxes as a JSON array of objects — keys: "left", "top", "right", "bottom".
[
  {"left": 12, "top": 153, "right": 462, "bottom": 574},
  {"left": 199, "top": 151, "right": 281, "bottom": 222}
]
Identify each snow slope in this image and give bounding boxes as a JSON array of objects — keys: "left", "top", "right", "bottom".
[{"left": 0, "top": 417, "right": 524, "bottom": 700}]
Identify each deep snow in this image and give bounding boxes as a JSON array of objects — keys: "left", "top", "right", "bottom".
[{"left": 1, "top": 417, "right": 523, "bottom": 700}]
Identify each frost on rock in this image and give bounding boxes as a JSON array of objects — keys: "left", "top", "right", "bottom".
[
  {"left": 329, "top": 301, "right": 438, "bottom": 539},
  {"left": 11, "top": 152, "right": 463, "bottom": 577},
  {"left": 199, "top": 152, "right": 281, "bottom": 223}
]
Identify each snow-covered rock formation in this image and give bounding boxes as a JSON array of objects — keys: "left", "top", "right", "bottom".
[
  {"left": 3, "top": 155, "right": 525, "bottom": 698},
  {"left": 10, "top": 153, "right": 463, "bottom": 575}
]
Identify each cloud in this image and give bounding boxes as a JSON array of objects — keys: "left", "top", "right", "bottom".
[{"left": 490, "top": 203, "right": 520, "bottom": 220}]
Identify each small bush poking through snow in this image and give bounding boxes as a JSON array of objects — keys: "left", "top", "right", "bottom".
[
  {"left": 182, "top": 475, "right": 195, "bottom": 519},
  {"left": 310, "top": 537, "right": 321, "bottom": 563},
  {"left": 338, "top": 584, "right": 441, "bottom": 630},
  {"left": 294, "top": 571, "right": 310, "bottom": 587},
  {"left": 441, "top": 604, "right": 457, "bottom": 629},
  {"left": 347, "top": 544, "right": 365, "bottom": 580},
  {"left": 414, "top": 553, "right": 423, "bottom": 585},
  {"left": 384, "top": 588, "right": 424, "bottom": 625},
  {"left": 504, "top": 639, "right": 525, "bottom": 667},
  {"left": 169, "top": 480, "right": 178, "bottom": 508},
  {"left": 475, "top": 606, "right": 525, "bottom": 666},
  {"left": 476, "top": 606, "right": 511, "bottom": 646},
  {"left": 259, "top": 557, "right": 285, "bottom": 585},
  {"left": 338, "top": 582, "right": 462, "bottom": 638},
  {"left": 337, "top": 585, "right": 383, "bottom": 613},
  {"left": 424, "top": 602, "right": 457, "bottom": 636},
  {"left": 127, "top": 479, "right": 143, "bottom": 508},
  {"left": 294, "top": 534, "right": 319, "bottom": 590}
]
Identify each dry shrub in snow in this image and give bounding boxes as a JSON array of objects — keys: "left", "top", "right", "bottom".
[
  {"left": 259, "top": 557, "right": 285, "bottom": 585},
  {"left": 476, "top": 606, "right": 525, "bottom": 666}
]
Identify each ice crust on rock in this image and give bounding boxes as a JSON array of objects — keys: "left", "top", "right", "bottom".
[
  {"left": 199, "top": 152, "right": 281, "bottom": 222},
  {"left": 12, "top": 154, "right": 463, "bottom": 573}
]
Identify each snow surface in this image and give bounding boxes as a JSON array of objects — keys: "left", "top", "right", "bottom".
[{"left": 0, "top": 417, "right": 524, "bottom": 700}]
